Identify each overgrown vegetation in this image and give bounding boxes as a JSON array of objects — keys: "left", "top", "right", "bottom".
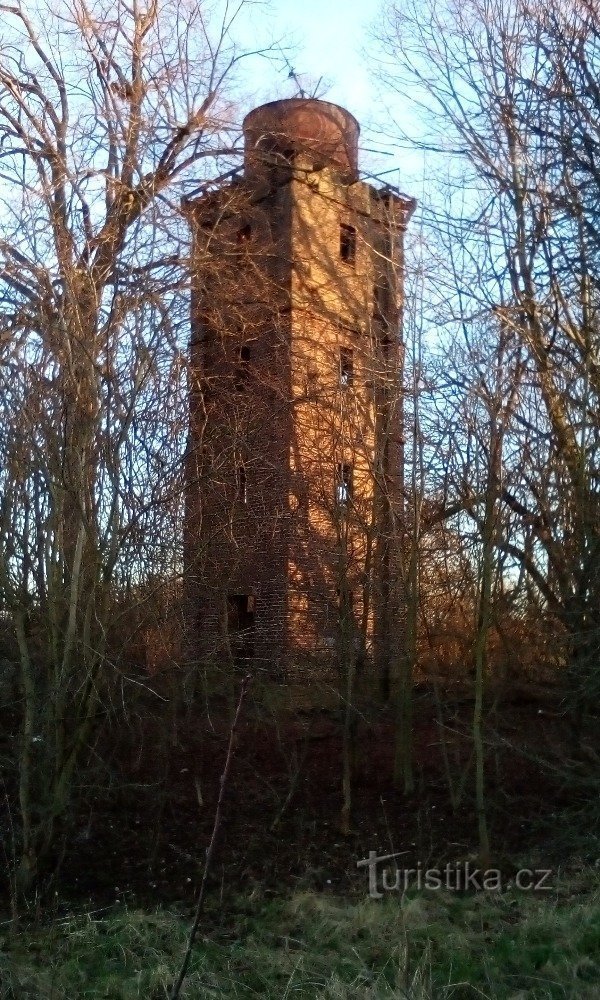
[
  {"left": 3, "top": 866, "right": 600, "bottom": 998},
  {"left": 1, "top": 0, "right": 600, "bottom": 995}
]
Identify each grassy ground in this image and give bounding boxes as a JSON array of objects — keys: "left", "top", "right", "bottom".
[
  {"left": 2, "top": 866, "right": 600, "bottom": 999},
  {"left": 3, "top": 692, "right": 599, "bottom": 997}
]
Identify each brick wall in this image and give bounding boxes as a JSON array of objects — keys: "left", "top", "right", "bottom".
[{"left": 184, "top": 100, "right": 415, "bottom": 680}]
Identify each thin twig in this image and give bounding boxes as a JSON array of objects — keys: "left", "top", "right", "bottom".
[{"left": 169, "top": 674, "right": 251, "bottom": 1000}]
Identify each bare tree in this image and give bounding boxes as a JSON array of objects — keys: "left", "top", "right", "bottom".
[
  {"left": 0, "top": 0, "right": 263, "bottom": 894},
  {"left": 376, "top": 0, "right": 600, "bottom": 744}
]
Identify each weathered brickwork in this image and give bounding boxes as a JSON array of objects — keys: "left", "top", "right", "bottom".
[{"left": 184, "top": 98, "right": 415, "bottom": 677}]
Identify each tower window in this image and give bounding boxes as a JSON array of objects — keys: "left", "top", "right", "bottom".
[
  {"left": 336, "top": 587, "right": 354, "bottom": 611},
  {"left": 340, "top": 224, "right": 357, "bottom": 265},
  {"left": 227, "top": 594, "right": 255, "bottom": 661},
  {"left": 381, "top": 337, "right": 392, "bottom": 360},
  {"left": 235, "top": 344, "right": 251, "bottom": 389},
  {"left": 339, "top": 346, "right": 354, "bottom": 387},
  {"left": 228, "top": 594, "right": 255, "bottom": 630},
  {"left": 237, "top": 463, "right": 247, "bottom": 504},
  {"left": 336, "top": 462, "right": 353, "bottom": 507},
  {"left": 373, "top": 281, "right": 387, "bottom": 319}
]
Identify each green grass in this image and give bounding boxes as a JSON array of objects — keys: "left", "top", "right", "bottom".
[{"left": 2, "top": 869, "right": 599, "bottom": 998}]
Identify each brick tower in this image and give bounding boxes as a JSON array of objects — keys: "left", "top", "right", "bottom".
[{"left": 184, "top": 98, "right": 415, "bottom": 680}]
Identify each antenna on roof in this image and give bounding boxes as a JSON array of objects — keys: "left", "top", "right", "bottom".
[
  {"left": 279, "top": 49, "right": 307, "bottom": 98},
  {"left": 277, "top": 47, "right": 329, "bottom": 100},
  {"left": 309, "top": 76, "right": 324, "bottom": 99}
]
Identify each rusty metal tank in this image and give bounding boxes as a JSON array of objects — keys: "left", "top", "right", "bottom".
[{"left": 243, "top": 98, "right": 360, "bottom": 182}]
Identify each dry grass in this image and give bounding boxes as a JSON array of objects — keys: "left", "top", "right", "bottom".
[{"left": 2, "top": 864, "right": 600, "bottom": 998}]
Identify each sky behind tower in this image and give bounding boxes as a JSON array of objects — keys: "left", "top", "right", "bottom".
[{"left": 234, "top": 0, "right": 426, "bottom": 196}]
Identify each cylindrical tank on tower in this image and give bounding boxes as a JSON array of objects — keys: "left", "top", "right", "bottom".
[{"left": 242, "top": 98, "right": 360, "bottom": 183}]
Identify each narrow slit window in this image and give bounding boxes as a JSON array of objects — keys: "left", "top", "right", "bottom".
[
  {"left": 234, "top": 344, "right": 252, "bottom": 390},
  {"left": 340, "top": 223, "right": 357, "bottom": 265},
  {"left": 237, "top": 463, "right": 247, "bottom": 504},
  {"left": 339, "top": 346, "right": 354, "bottom": 387},
  {"left": 336, "top": 462, "right": 353, "bottom": 507},
  {"left": 227, "top": 594, "right": 255, "bottom": 661},
  {"left": 336, "top": 587, "right": 354, "bottom": 611},
  {"left": 373, "top": 281, "right": 386, "bottom": 319}
]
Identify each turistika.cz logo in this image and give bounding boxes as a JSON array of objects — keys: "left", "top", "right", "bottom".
[{"left": 357, "top": 852, "right": 553, "bottom": 898}]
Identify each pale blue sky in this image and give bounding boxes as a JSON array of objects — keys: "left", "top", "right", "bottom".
[
  {"left": 232, "top": 0, "right": 426, "bottom": 197},
  {"left": 247, "top": 0, "right": 376, "bottom": 121}
]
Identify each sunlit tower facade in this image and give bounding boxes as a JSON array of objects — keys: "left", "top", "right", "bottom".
[{"left": 184, "top": 98, "right": 415, "bottom": 679}]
